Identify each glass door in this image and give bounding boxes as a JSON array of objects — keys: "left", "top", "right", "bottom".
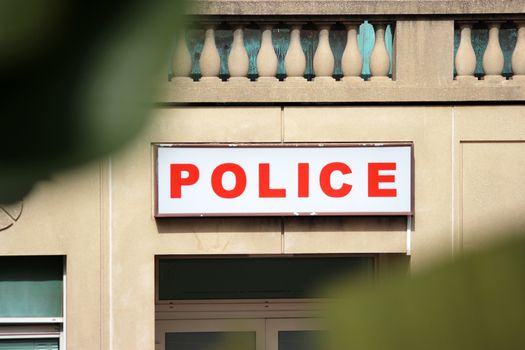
[
  {"left": 156, "top": 319, "right": 265, "bottom": 350},
  {"left": 265, "top": 319, "right": 323, "bottom": 350},
  {"left": 156, "top": 318, "right": 322, "bottom": 350}
]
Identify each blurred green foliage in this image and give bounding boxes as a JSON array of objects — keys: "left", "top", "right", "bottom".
[
  {"left": 324, "top": 233, "right": 525, "bottom": 350},
  {"left": 2, "top": 3, "right": 525, "bottom": 349},
  {"left": 0, "top": 0, "right": 188, "bottom": 203}
]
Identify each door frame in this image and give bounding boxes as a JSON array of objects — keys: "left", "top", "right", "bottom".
[
  {"left": 265, "top": 318, "right": 322, "bottom": 350},
  {"left": 155, "top": 319, "right": 266, "bottom": 350}
]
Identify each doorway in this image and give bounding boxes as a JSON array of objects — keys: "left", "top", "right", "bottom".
[
  {"left": 155, "top": 255, "right": 375, "bottom": 350},
  {"left": 156, "top": 318, "right": 321, "bottom": 350}
]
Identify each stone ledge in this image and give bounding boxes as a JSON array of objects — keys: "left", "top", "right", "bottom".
[
  {"left": 189, "top": 0, "right": 525, "bottom": 16},
  {"left": 158, "top": 79, "right": 525, "bottom": 103}
]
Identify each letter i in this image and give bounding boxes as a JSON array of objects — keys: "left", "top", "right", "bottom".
[{"left": 298, "top": 163, "right": 309, "bottom": 197}]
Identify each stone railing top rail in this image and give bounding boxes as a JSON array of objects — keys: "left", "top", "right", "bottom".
[
  {"left": 189, "top": 0, "right": 525, "bottom": 16},
  {"left": 159, "top": 80, "right": 525, "bottom": 104}
]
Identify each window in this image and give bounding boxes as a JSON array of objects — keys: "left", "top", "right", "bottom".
[
  {"left": 156, "top": 319, "right": 325, "bottom": 350},
  {"left": 0, "top": 257, "right": 65, "bottom": 349},
  {"left": 157, "top": 256, "right": 374, "bottom": 300},
  {"left": 267, "top": 319, "right": 322, "bottom": 350},
  {"left": 157, "top": 319, "right": 263, "bottom": 350}
]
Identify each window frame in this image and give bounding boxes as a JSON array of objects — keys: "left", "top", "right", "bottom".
[
  {"left": 265, "top": 318, "right": 322, "bottom": 350},
  {"left": 155, "top": 253, "right": 378, "bottom": 304},
  {"left": 154, "top": 318, "right": 324, "bottom": 350},
  {"left": 0, "top": 256, "right": 66, "bottom": 349},
  {"left": 156, "top": 319, "right": 266, "bottom": 350}
]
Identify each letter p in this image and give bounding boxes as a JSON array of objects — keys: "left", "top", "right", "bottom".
[{"left": 170, "top": 164, "right": 199, "bottom": 198}]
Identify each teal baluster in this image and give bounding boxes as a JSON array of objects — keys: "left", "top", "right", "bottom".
[
  {"left": 244, "top": 24, "right": 261, "bottom": 81},
  {"left": 329, "top": 23, "right": 346, "bottom": 80},
  {"left": 215, "top": 23, "right": 233, "bottom": 81},
  {"left": 472, "top": 27, "right": 488, "bottom": 78},
  {"left": 273, "top": 24, "right": 290, "bottom": 80},
  {"left": 500, "top": 25, "right": 517, "bottom": 78},
  {"left": 301, "top": 23, "right": 319, "bottom": 80},
  {"left": 186, "top": 28, "right": 204, "bottom": 80},
  {"left": 358, "top": 21, "right": 374, "bottom": 79}
]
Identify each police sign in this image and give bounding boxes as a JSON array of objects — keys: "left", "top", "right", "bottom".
[{"left": 155, "top": 144, "right": 413, "bottom": 217}]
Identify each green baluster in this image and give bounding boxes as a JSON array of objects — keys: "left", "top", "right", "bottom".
[
  {"left": 215, "top": 23, "right": 233, "bottom": 81},
  {"left": 472, "top": 27, "right": 488, "bottom": 78},
  {"left": 501, "top": 25, "right": 517, "bottom": 78},
  {"left": 272, "top": 24, "right": 290, "bottom": 81},
  {"left": 329, "top": 23, "right": 346, "bottom": 80},
  {"left": 244, "top": 24, "right": 261, "bottom": 81},
  {"left": 186, "top": 28, "right": 204, "bottom": 81},
  {"left": 301, "top": 22, "right": 318, "bottom": 80},
  {"left": 359, "top": 21, "right": 374, "bottom": 80}
]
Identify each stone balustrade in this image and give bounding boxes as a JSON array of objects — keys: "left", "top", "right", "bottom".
[
  {"left": 169, "top": 21, "right": 394, "bottom": 82},
  {"left": 162, "top": 16, "right": 525, "bottom": 104},
  {"left": 455, "top": 20, "right": 525, "bottom": 81}
]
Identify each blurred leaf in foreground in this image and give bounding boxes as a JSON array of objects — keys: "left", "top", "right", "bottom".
[
  {"left": 0, "top": 0, "right": 188, "bottom": 203},
  {"left": 325, "top": 233, "right": 525, "bottom": 350}
]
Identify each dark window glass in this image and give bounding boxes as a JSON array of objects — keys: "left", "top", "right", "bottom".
[
  {"left": 0, "top": 256, "right": 63, "bottom": 317},
  {"left": 278, "top": 331, "right": 323, "bottom": 350},
  {"left": 166, "top": 331, "right": 255, "bottom": 350},
  {"left": 158, "top": 256, "right": 373, "bottom": 300}
]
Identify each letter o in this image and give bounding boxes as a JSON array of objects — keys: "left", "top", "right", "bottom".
[{"left": 211, "top": 163, "right": 247, "bottom": 198}]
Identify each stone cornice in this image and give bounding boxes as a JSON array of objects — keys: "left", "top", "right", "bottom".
[
  {"left": 159, "top": 79, "right": 525, "bottom": 104},
  {"left": 188, "top": 0, "right": 525, "bottom": 16}
]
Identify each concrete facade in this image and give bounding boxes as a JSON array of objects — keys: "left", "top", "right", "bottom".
[
  {"left": 2, "top": 1, "right": 525, "bottom": 349},
  {"left": 2, "top": 105, "right": 524, "bottom": 348}
]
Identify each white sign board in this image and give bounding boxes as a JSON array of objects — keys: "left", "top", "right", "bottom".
[{"left": 155, "top": 144, "right": 413, "bottom": 217}]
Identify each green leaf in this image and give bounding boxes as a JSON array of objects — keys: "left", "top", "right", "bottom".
[
  {"left": 0, "top": 0, "right": 189, "bottom": 203},
  {"left": 324, "top": 234, "right": 525, "bottom": 350}
]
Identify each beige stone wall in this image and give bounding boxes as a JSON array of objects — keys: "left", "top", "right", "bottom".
[
  {"left": 2, "top": 106, "right": 525, "bottom": 350},
  {"left": 108, "top": 105, "right": 525, "bottom": 348},
  {"left": 2, "top": 3, "right": 525, "bottom": 350},
  {"left": 282, "top": 106, "right": 453, "bottom": 264},
  {"left": 0, "top": 162, "right": 104, "bottom": 349},
  {"left": 454, "top": 106, "right": 525, "bottom": 252}
]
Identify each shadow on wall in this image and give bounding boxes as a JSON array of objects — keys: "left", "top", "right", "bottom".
[
  {"left": 155, "top": 216, "right": 407, "bottom": 234},
  {"left": 156, "top": 216, "right": 282, "bottom": 234}
]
